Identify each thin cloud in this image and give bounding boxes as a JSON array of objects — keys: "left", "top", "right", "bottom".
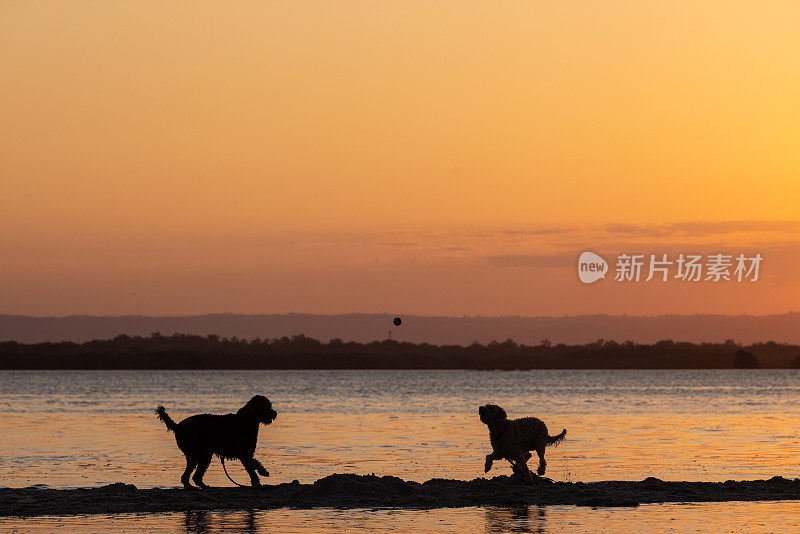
[
  {"left": 665, "top": 220, "right": 800, "bottom": 236},
  {"left": 500, "top": 227, "right": 579, "bottom": 236},
  {"left": 485, "top": 253, "right": 574, "bottom": 268},
  {"left": 602, "top": 221, "right": 800, "bottom": 238}
]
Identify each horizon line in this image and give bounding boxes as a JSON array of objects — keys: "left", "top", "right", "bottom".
[{"left": 2, "top": 311, "right": 799, "bottom": 320}]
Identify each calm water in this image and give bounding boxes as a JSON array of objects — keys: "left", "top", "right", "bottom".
[
  {"left": 4, "top": 502, "right": 800, "bottom": 533},
  {"left": 2, "top": 369, "right": 800, "bottom": 532}
]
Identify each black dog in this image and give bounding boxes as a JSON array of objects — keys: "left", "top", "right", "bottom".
[{"left": 155, "top": 395, "right": 277, "bottom": 489}]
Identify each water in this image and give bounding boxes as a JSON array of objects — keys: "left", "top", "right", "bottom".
[
  {"left": 2, "top": 369, "right": 800, "bottom": 532},
  {"left": 4, "top": 502, "right": 800, "bottom": 533}
]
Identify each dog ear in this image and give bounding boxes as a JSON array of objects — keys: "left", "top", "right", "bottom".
[
  {"left": 239, "top": 397, "right": 262, "bottom": 417},
  {"left": 497, "top": 406, "right": 507, "bottom": 420},
  {"left": 241, "top": 395, "right": 277, "bottom": 424},
  {"left": 246, "top": 396, "right": 268, "bottom": 412}
]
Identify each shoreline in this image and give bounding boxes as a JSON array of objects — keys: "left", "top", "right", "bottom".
[
  {"left": 4, "top": 474, "right": 800, "bottom": 516},
  {"left": 1, "top": 335, "right": 786, "bottom": 370}
]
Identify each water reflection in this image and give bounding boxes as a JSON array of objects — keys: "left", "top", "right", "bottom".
[
  {"left": 6, "top": 502, "right": 800, "bottom": 533},
  {"left": 184, "top": 510, "right": 258, "bottom": 533},
  {"left": 485, "top": 506, "right": 547, "bottom": 533},
  {"left": 177, "top": 507, "right": 551, "bottom": 533}
]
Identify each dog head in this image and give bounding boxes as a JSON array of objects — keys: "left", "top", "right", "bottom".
[
  {"left": 240, "top": 395, "right": 278, "bottom": 425},
  {"left": 478, "top": 404, "right": 507, "bottom": 426}
]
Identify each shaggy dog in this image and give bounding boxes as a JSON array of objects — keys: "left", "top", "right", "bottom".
[
  {"left": 479, "top": 404, "right": 566, "bottom": 483},
  {"left": 155, "top": 395, "right": 277, "bottom": 489}
]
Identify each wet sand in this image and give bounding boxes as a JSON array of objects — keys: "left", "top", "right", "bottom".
[{"left": 3, "top": 474, "right": 800, "bottom": 516}]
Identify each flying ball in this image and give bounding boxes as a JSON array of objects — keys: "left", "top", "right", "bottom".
[{"left": 393, "top": 317, "right": 402, "bottom": 327}]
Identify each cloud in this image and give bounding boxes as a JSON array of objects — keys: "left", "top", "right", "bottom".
[
  {"left": 602, "top": 220, "right": 800, "bottom": 239},
  {"left": 499, "top": 227, "right": 579, "bottom": 236},
  {"left": 665, "top": 220, "right": 800, "bottom": 236},
  {"left": 485, "top": 253, "right": 574, "bottom": 268},
  {"left": 384, "top": 241, "right": 419, "bottom": 248},
  {"left": 603, "top": 224, "right": 672, "bottom": 237}
]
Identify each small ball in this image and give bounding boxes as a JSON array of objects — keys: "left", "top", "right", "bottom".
[{"left": 393, "top": 317, "right": 402, "bottom": 327}]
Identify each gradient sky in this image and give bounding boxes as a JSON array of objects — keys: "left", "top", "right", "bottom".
[{"left": 2, "top": 1, "right": 799, "bottom": 316}]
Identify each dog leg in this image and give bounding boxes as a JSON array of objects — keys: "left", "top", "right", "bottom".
[
  {"left": 192, "top": 453, "right": 213, "bottom": 489},
  {"left": 536, "top": 447, "right": 547, "bottom": 476},
  {"left": 182, "top": 457, "right": 198, "bottom": 490},
  {"left": 241, "top": 457, "right": 262, "bottom": 487},
  {"left": 485, "top": 450, "right": 503, "bottom": 473},
  {"left": 511, "top": 454, "right": 535, "bottom": 484},
  {"left": 252, "top": 458, "right": 269, "bottom": 477},
  {"left": 521, "top": 463, "right": 536, "bottom": 484}
]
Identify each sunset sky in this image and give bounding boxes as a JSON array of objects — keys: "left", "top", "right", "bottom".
[{"left": 2, "top": 1, "right": 799, "bottom": 316}]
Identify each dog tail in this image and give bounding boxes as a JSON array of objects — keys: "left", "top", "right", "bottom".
[
  {"left": 155, "top": 405, "right": 178, "bottom": 432},
  {"left": 547, "top": 428, "right": 567, "bottom": 447}
]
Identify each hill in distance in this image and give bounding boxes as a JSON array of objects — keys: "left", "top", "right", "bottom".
[{"left": 1, "top": 312, "right": 800, "bottom": 345}]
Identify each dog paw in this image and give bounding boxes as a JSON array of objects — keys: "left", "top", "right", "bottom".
[
  {"left": 484, "top": 459, "right": 493, "bottom": 473},
  {"left": 536, "top": 466, "right": 546, "bottom": 476}
]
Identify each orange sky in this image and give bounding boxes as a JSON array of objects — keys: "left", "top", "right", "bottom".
[{"left": 2, "top": 1, "right": 799, "bottom": 316}]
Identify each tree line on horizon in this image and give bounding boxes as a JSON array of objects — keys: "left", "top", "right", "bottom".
[{"left": 2, "top": 333, "right": 800, "bottom": 369}]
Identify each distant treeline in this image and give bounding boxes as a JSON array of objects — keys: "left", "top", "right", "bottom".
[{"left": 3, "top": 333, "right": 800, "bottom": 369}]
